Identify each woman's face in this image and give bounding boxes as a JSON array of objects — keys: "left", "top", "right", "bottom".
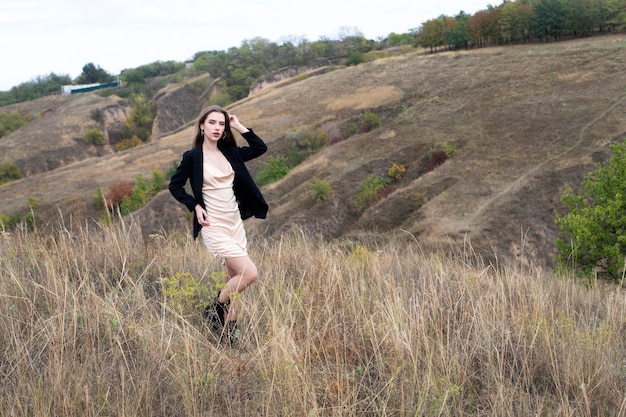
[{"left": 201, "top": 111, "right": 226, "bottom": 141}]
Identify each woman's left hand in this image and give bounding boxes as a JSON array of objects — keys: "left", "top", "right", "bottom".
[{"left": 229, "top": 114, "right": 249, "bottom": 134}]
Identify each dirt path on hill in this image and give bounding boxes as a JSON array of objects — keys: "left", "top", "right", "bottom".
[{"left": 465, "top": 94, "right": 626, "bottom": 228}]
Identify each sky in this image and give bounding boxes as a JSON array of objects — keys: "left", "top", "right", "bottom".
[{"left": 0, "top": 0, "right": 491, "bottom": 91}]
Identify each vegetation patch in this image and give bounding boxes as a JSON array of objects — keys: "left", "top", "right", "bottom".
[
  {"left": 84, "top": 128, "right": 105, "bottom": 146},
  {"left": 555, "top": 139, "right": 626, "bottom": 283},
  {"left": 0, "top": 161, "right": 23, "bottom": 185},
  {"left": 0, "top": 111, "right": 32, "bottom": 138},
  {"left": 98, "top": 169, "right": 167, "bottom": 219},
  {"left": 355, "top": 163, "right": 406, "bottom": 212},
  {"left": 309, "top": 179, "right": 333, "bottom": 201},
  {"left": 256, "top": 156, "right": 290, "bottom": 186},
  {"left": 425, "top": 142, "right": 456, "bottom": 173}
]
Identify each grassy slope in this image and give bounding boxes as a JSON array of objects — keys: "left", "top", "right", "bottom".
[
  {"left": 239, "top": 34, "right": 626, "bottom": 267},
  {"left": 1, "top": 34, "right": 626, "bottom": 268}
]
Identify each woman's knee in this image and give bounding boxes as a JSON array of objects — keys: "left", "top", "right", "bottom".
[
  {"left": 225, "top": 257, "right": 258, "bottom": 286},
  {"left": 244, "top": 263, "right": 258, "bottom": 284}
]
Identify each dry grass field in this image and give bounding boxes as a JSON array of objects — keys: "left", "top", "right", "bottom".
[{"left": 1, "top": 219, "right": 625, "bottom": 416}]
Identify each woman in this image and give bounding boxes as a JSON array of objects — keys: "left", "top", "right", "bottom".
[{"left": 168, "top": 105, "right": 268, "bottom": 339}]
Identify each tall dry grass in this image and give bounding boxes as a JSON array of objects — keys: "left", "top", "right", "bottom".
[{"left": 1, "top": 220, "right": 625, "bottom": 416}]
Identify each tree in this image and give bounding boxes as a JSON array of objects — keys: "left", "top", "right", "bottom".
[
  {"left": 416, "top": 18, "right": 445, "bottom": 52},
  {"left": 467, "top": 7, "right": 502, "bottom": 47},
  {"left": 203, "top": 50, "right": 230, "bottom": 78},
  {"left": 445, "top": 11, "right": 473, "bottom": 49},
  {"left": 599, "top": 0, "right": 626, "bottom": 32},
  {"left": 0, "top": 73, "right": 72, "bottom": 106},
  {"left": 555, "top": 139, "right": 626, "bottom": 281},
  {"left": 127, "top": 93, "right": 155, "bottom": 128},
  {"left": 499, "top": 1, "right": 533, "bottom": 43},
  {"left": 532, "top": 0, "right": 567, "bottom": 41},
  {"left": 387, "top": 32, "right": 416, "bottom": 47},
  {"left": 75, "top": 63, "right": 114, "bottom": 84},
  {"left": 563, "top": 0, "right": 596, "bottom": 36}
]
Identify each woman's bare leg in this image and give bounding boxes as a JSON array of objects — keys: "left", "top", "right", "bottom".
[{"left": 218, "top": 255, "right": 257, "bottom": 322}]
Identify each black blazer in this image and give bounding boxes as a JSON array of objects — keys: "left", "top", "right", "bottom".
[{"left": 168, "top": 129, "right": 269, "bottom": 239}]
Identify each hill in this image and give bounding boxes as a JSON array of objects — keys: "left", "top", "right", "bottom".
[{"left": 1, "top": 34, "right": 626, "bottom": 268}]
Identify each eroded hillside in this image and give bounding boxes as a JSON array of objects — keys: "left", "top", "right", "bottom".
[
  {"left": 1, "top": 35, "right": 625, "bottom": 268},
  {"left": 232, "top": 35, "right": 626, "bottom": 267},
  {"left": 0, "top": 94, "right": 131, "bottom": 175}
]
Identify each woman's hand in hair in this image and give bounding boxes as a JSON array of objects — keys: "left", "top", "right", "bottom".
[{"left": 229, "top": 114, "right": 249, "bottom": 134}]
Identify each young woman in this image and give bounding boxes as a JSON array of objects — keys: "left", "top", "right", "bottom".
[{"left": 168, "top": 105, "right": 268, "bottom": 339}]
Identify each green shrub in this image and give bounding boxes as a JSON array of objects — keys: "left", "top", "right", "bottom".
[
  {"left": 555, "top": 139, "right": 626, "bottom": 282},
  {"left": 442, "top": 142, "right": 456, "bottom": 157},
  {"left": 0, "top": 111, "right": 31, "bottom": 138},
  {"left": 166, "top": 160, "right": 178, "bottom": 179},
  {"left": 344, "top": 123, "right": 357, "bottom": 139},
  {"left": 310, "top": 179, "right": 333, "bottom": 201},
  {"left": 287, "top": 143, "right": 304, "bottom": 167},
  {"left": 257, "top": 156, "right": 290, "bottom": 186},
  {"left": 0, "top": 161, "right": 23, "bottom": 185},
  {"left": 162, "top": 271, "right": 227, "bottom": 317},
  {"left": 92, "top": 188, "right": 106, "bottom": 210},
  {"left": 0, "top": 211, "right": 28, "bottom": 231},
  {"left": 299, "top": 127, "right": 329, "bottom": 155},
  {"left": 127, "top": 93, "right": 155, "bottom": 130},
  {"left": 90, "top": 108, "right": 104, "bottom": 125},
  {"left": 119, "top": 170, "right": 167, "bottom": 215},
  {"left": 85, "top": 128, "right": 105, "bottom": 146},
  {"left": 150, "top": 169, "right": 166, "bottom": 192},
  {"left": 413, "top": 192, "right": 427, "bottom": 207},
  {"left": 114, "top": 136, "right": 143, "bottom": 151},
  {"left": 208, "top": 92, "right": 233, "bottom": 107},
  {"left": 364, "top": 111, "right": 380, "bottom": 128},
  {"left": 286, "top": 126, "right": 330, "bottom": 166},
  {"left": 428, "top": 142, "right": 457, "bottom": 160},
  {"left": 0, "top": 213, "right": 11, "bottom": 229},
  {"left": 110, "top": 93, "right": 154, "bottom": 144},
  {"left": 345, "top": 52, "right": 364, "bottom": 66},
  {"left": 358, "top": 110, "right": 380, "bottom": 133},
  {"left": 120, "top": 183, "right": 146, "bottom": 214},
  {"left": 352, "top": 163, "right": 403, "bottom": 211},
  {"left": 162, "top": 272, "right": 211, "bottom": 316},
  {"left": 2, "top": 202, "right": 36, "bottom": 231},
  {"left": 22, "top": 211, "right": 35, "bottom": 231},
  {"left": 354, "top": 174, "right": 392, "bottom": 212},
  {"left": 102, "top": 169, "right": 167, "bottom": 215},
  {"left": 135, "top": 127, "right": 150, "bottom": 142}
]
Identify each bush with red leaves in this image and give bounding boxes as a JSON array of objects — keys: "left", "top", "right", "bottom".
[
  {"left": 424, "top": 150, "right": 448, "bottom": 173},
  {"left": 106, "top": 180, "right": 133, "bottom": 209}
]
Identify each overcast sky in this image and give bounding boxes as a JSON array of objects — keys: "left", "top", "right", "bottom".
[{"left": 0, "top": 0, "right": 491, "bottom": 91}]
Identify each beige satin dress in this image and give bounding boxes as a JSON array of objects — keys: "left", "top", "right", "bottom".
[{"left": 199, "top": 157, "right": 247, "bottom": 264}]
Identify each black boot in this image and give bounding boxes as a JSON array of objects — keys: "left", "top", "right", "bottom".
[{"left": 203, "top": 293, "right": 229, "bottom": 333}]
